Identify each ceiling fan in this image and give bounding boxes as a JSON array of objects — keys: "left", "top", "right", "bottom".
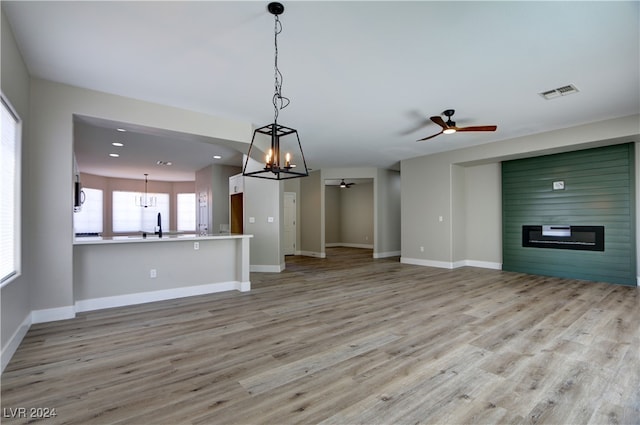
[
  {"left": 339, "top": 179, "right": 355, "bottom": 188},
  {"left": 417, "top": 109, "right": 497, "bottom": 141}
]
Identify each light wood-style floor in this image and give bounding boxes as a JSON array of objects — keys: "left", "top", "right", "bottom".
[{"left": 2, "top": 247, "right": 639, "bottom": 424}]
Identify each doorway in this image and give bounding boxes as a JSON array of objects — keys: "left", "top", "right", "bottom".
[
  {"left": 230, "top": 193, "right": 243, "bottom": 234},
  {"left": 324, "top": 179, "right": 374, "bottom": 256}
]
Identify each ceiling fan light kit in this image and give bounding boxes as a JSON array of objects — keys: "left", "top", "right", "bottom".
[
  {"left": 417, "top": 109, "right": 497, "bottom": 142},
  {"left": 243, "top": 2, "right": 309, "bottom": 180},
  {"left": 339, "top": 179, "right": 354, "bottom": 188}
]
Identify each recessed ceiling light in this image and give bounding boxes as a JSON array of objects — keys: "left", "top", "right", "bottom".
[
  {"left": 109, "top": 153, "right": 120, "bottom": 158},
  {"left": 112, "top": 142, "right": 124, "bottom": 147},
  {"left": 116, "top": 128, "right": 126, "bottom": 132},
  {"left": 213, "top": 155, "right": 222, "bottom": 160}
]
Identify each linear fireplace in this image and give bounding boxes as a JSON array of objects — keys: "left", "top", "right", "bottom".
[{"left": 522, "top": 225, "right": 604, "bottom": 251}]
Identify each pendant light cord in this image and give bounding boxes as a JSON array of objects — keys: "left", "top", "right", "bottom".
[{"left": 272, "top": 14, "right": 290, "bottom": 124}]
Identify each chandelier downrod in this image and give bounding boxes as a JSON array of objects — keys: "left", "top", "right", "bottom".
[{"left": 242, "top": 2, "right": 309, "bottom": 180}]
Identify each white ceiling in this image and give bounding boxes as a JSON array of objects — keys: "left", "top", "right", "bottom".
[
  {"left": 4, "top": 1, "right": 639, "bottom": 179},
  {"left": 73, "top": 115, "right": 244, "bottom": 181}
]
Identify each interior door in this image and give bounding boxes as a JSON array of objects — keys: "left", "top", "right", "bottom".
[{"left": 230, "top": 193, "right": 243, "bottom": 234}]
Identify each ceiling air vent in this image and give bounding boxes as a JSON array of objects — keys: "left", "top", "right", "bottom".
[{"left": 539, "top": 84, "right": 579, "bottom": 100}]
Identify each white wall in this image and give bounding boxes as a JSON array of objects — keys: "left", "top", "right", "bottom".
[
  {"left": 25, "top": 78, "right": 254, "bottom": 322},
  {"left": 375, "top": 168, "right": 401, "bottom": 258},
  {"left": 283, "top": 178, "right": 302, "bottom": 254},
  {"left": 401, "top": 115, "right": 640, "bottom": 277},
  {"left": 401, "top": 158, "right": 452, "bottom": 266},
  {"left": 299, "top": 170, "right": 323, "bottom": 257},
  {"left": 325, "top": 182, "right": 374, "bottom": 248},
  {"left": 340, "top": 182, "right": 374, "bottom": 247},
  {"left": 451, "top": 164, "right": 466, "bottom": 264},
  {"left": 325, "top": 186, "right": 341, "bottom": 244},
  {"left": 1, "top": 9, "right": 32, "bottom": 372},
  {"left": 464, "top": 163, "right": 502, "bottom": 267},
  {"left": 243, "top": 176, "right": 284, "bottom": 271},
  {"left": 636, "top": 141, "right": 640, "bottom": 284}
]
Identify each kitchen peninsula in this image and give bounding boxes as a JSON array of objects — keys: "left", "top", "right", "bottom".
[{"left": 73, "top": 234, "right": 252, "bottom": 312}]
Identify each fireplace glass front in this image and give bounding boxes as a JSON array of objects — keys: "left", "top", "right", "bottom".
[{"left": 522, "top": 225, "right": 604, "bottom": 251}]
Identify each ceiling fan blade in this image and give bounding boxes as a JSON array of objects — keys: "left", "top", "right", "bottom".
[
  {"left": 430, "top": 116, "right": 448, "bottom": 129},
  {"left": 417, "top": 131, "right": 443, "bottom": 142},
  {"left": 456, "top": 125, "right": 497, "bottom": 132},
  {"left": 399, "top": 110, "right": 433, "bottom": 135}
]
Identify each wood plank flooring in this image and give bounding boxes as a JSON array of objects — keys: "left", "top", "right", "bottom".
[{"left": 2, "top": 247, "right": 639, "bottom": 424}]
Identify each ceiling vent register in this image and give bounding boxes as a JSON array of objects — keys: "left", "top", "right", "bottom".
[{"left": 539, "top": 84, "right": 579, "bottom": 100}]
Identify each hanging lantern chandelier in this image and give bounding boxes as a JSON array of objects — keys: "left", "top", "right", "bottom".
[{"left": 242, "top": 2, "right": 309, "bottom": 180}]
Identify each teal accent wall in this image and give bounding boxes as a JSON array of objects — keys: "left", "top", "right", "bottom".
[{"left": 502, "top": 143, "right": 636, "bottom": 286}]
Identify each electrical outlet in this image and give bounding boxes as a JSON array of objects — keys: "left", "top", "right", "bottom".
[
  {"left": 150, "top": 269, "right": 157, "bottom": 278},
  {"left": 194, "top": 242, "right": 199, "bottom": 250},
  {"left": 420, "top": 246, "right": 424, "bottom": 252}
]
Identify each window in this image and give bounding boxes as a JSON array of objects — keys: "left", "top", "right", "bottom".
[
  {"left": 1, "top": 95, "right": 21, "bottom": 285},
  {"left": 177, "top": 193, "right": 196, "bottom": 232},
  {"left": 73, "top": 188, "right": 104, "bottom": 235},
  {"left": 112, "top": 191, "right": 169, "bottom": 233}
]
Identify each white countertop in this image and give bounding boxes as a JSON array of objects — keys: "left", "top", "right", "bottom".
[{"left": 74, "top": 233, "right": 252, "bottom": 245}]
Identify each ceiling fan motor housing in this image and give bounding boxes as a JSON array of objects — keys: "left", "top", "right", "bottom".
[
  {"left": 443, "top": 109, "right": 456, "bottom": 126},
  {"left": 268, "top": 2, "right": 284, "bottom": 15}
]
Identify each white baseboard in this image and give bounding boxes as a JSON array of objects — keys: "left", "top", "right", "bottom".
[
  {"left": 400, "top": 257, "right": 502, "bottom": 271},
  {"left": 250, "top": 264, "right": 283, "bottom": 272},
  {"left": 374, "top": 250, "right": 401, "bottom": 259},
  {"left": 75, "top": 280, "right": 246, "bottom": 313},
  {"left": 1, "top": 313, "right": 31, "bottom": 373},
  {"left": 299, "top": 250, "right": 326, "bottom": 258},
  {"left": 401, "top": 257, "right": 455, "bottom": 269},
  {"left": 465, "top": 260, "right": 503, "bottom": 270},
  {"left": 323, "top": 245, "right": 398, "bottom": 259},
  {"left": 31, "top": 305, "right": 76, "bottom": 324},
  {"left": 452, "top": 260, "right": 467, "bottom": 269},
  {"left": 238, "top": 281, "right": 251, "bottom": 292},
  {"left": 326, "top": 243, "right": 374, "bottom": 249}
]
